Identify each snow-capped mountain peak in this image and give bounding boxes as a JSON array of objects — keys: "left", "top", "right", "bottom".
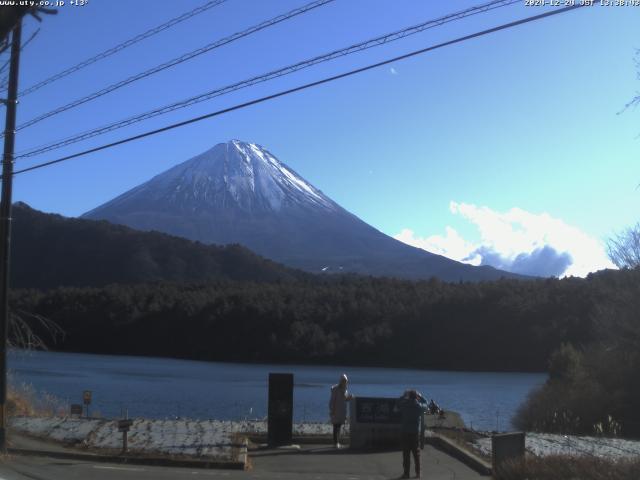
[
  {"left": 94, "top": 140, "right": 336, "bottom": 214},
  {"left": 82, "top": 139, "right": 521, "bottom": 281}
]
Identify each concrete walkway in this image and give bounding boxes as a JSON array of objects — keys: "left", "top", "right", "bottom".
[
  {"left": 0, "top": 433, "right": 487, "bottom": 480},
  {"left": 248, "top": 442, "right": 485, "bottom": 479}
]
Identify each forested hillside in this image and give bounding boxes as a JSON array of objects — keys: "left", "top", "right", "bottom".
[
  {"left": 12, "top": 268, "right": 635, "bottom": 372},
  {"left": 11, "top": 202, "right": 305, "bottom": 288}
]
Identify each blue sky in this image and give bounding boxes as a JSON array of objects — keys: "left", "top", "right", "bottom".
[{"left": 8, "top": 0, "right": 640, "bottom": 277}]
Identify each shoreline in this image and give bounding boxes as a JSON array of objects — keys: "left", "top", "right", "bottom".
[{"left": 9, "top": 347, "right": 549, "bottom": 376}]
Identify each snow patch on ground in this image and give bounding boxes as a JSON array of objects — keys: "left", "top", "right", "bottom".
[
  {"left": 10, "top": 417, "right": 335, "bottom": 458},
  {"left": 11, "top": 416, "right": 102, "bottom": 444},
  {"left": 473, "top": 432, "right": 640, "bottom": 460}
]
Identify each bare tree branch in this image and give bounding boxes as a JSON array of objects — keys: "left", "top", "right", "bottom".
[
  {"left": 618, "top": 49, "right": 640, "bottom": 114},
  {"left": 607, "top": 223, "right": 640, "bottom": 269},
  {"left": 8, "top": 309, "right": 64, "bottom": 350}
]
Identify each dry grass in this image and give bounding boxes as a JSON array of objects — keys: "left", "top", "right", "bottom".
[
  {"left": 7, "top": 387, "right": 37, "bottom": 417},
  {"left": 6, "top": 381, "right": 66, "bottom": 418},
  {"left": 497, "top": 454, "right": 640, "bottom": 480}
]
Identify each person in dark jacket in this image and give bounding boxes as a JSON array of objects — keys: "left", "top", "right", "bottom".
[{"left": 398, "top": 389, "right": 427, "bottom": 479}]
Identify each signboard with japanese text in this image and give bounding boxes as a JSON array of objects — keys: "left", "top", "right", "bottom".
[{"left": 354, "top": 397, "right": 402, "bottom": 424}]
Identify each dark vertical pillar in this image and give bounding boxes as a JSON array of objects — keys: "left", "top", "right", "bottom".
[
  {"left": 267, "top": 373, "right": 293, "bottom": 446},
  {"left": 0, "top": 18, "right": 22, "bottom": 452},
  {"left": 492, "top": 432, "right": 526, "bottom": 476}
]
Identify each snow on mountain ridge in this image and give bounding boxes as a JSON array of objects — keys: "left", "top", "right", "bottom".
[{"left": 224, "top": 140, "right": 335, "bottom": 212}]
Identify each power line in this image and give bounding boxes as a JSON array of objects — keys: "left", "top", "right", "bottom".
[
  {"left": 11, "top": 0, "right": 336, "bottom": 134},
  {"left": 17, "top": 0, "right": 228, "bottom": 98},
  {"left": 16, "top": 0, "right": 519, "bottom": 160},
  {"left": 9, "top": 3, "right": 587, "bottom": 178},
  {"left": 0, "top": 28, "right": 40, "bottom": 90}
]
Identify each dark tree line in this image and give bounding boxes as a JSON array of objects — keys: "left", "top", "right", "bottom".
[{"left": 10, "top": 268, "right": 636, "bottom": 374}]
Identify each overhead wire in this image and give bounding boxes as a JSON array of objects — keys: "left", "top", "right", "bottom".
[
  {"left": 17, "top": 0, "right": 229, "bottom": 98},
  {"left": 11, "top": 0, "right": 336, "bottom": 134},
  {"left": 0, "top": 27, "right": 40, "bottom": 90},
  {"left": 8, "top": 3, "right": 588, "bottom": 178},
  {"left": 0, "top": 41, "right": 10, "bottom": 57},
  {"left": 16, "top": 0, "right": 519, "bottom": 160}
]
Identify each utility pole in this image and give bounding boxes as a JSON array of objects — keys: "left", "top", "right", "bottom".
[{"left": 0, "top": 17, "right": 22, "bottom": 451}]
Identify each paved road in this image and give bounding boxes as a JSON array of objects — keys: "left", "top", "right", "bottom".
[{"left": 0, "top": 444, "right": 485, "bottom": 480}]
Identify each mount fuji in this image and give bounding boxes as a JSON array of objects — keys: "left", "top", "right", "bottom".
[{"left": 82, "top": 140, "right": 519, "bottom": 281}]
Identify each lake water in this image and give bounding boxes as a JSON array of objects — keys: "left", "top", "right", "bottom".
[{"left": 8, "top": 350, "right": 546, "bottom": 431}]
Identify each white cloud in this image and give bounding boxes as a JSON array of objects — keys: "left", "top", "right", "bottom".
[
  {"left": 394, "top": 202, "right": 616, "bottom": 278},
  {"left": 395, "top": 226, "right": 481, "bottom": 265},
  {"left": 389, "top": 67, "right": 398, "bottom": 75}
]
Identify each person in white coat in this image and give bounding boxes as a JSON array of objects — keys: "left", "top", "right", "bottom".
[{"left": 329, "top": 373, "right": 352, "bottom": 448}]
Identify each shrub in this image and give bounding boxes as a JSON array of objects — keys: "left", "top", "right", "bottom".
[{"left": 513, "top": 339, "right": 638, "bottom": 436}]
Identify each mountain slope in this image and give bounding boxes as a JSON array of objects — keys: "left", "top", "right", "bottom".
[
  {"left": 11, "top": 202, "right": 305, "bottom": 289},
  {"left": 83, "top": 140, "right": 522, "bottom": 281}
]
